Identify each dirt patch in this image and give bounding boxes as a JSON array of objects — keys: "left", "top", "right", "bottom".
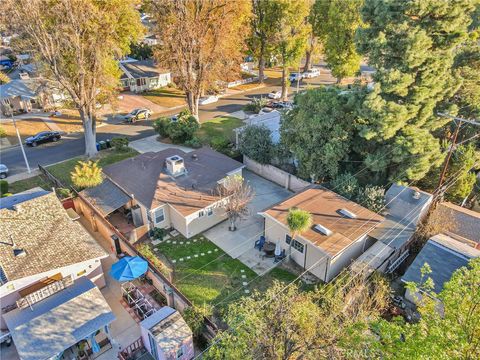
[{"left": 0, "top": 118, "right": 51, "bottom": 146}]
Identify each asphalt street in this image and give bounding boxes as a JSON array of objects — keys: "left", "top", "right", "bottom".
[{"left": 0, "top": 66, "right": 337, "bottom": 177}]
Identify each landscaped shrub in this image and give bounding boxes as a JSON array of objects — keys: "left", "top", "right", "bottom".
[
  {"left": 136, "top": 243, "right": 170, "bottom": 278},
  {"left": 153, "top": 117, "right": 170, "bottom": 138},
  {"left": 0, "top": 126, "right": 6, "bottom": 138},
  {"left": 56, "top": 187, "right": 72, "bottom": 199},
  {"left": 151, "top": 227, "right": 167, "bottom": 240},
  {"left": 243, "top": 97, "right": 268, "bottom": 113},
  {"left": 184, "top": 137, "right": 202, "bottom": 148},
  {"left": 0, "top": 180, "right": 8, "bottom": 196},
  {"left": 238, "top": 124, "right": 274, "bottom": 164},
  {"left": 111, "top": 137, "right": 129, "bottom": 151},
  {"left": 210, "top": 136, "right": 230, "bottom": 152},
  {"left": 71, "top": 160, "right": 103, "bottom": 189},
  {"left": 183, "top": 305, "right": 212, "bottom": 338},
  {"left": 166, "top": 113, "right": 199, "bottom": 143}
]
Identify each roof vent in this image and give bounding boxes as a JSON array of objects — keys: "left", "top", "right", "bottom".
[
  {"left": 339, "top": 208, "right": 357, "bottom": 219},
  {"left": 412, "top": 190, "right": 421, "bottom": 200},
  {"left": 13, "top": 248, "right": 26, "bottom": 257},
  {"left": 313, "top": 224, "right": 333, "bottom": 236},
  {"left": 192, "top": 153, "right": 198, "bottom": 160}
]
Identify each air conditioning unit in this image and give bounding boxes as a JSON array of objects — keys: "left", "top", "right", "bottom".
[
  {"left": 165, "top": 155, "right": 186, "bottom": 177},
  {"left": 339, "top": 208, "right": 357, "bottom": 219},
  {"left": 313, "top": 224, "right": 332, "bottom": 236}
]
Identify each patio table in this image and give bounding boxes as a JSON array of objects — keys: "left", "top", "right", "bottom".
[{"left": 263, "top": 242, "right": 276, "bottom": 257}]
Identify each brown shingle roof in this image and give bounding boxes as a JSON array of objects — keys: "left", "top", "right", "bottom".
[
  {"left": 264, "top": 187, "right": 385, "bottom": 257},
  {"left": 0, "top": 192, "right": 107, "bottom": 282},
  {"left": 437, "top": 202, "right": 480, "bottom": 246},
  {"left": 103, "top": 147, "right": 244, "bottom": 216}
]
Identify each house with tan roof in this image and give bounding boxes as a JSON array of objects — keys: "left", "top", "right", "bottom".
[
  {"left": 0, "top": 189, "right": 114, "bottom": 360},
  {"left": 260, "top": 186, "right": 385, "bottom": 282},
  {"left": 81, "top": 147, "right": 244, "bottom": 240}
]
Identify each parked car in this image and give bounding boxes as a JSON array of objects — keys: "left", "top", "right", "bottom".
[
  {"left": 302, "top": 68, "right": 320, "bottom": 78},
  {"left": 289, "top": 72, "right": 303, "bottom": 82},
  {"left": 124, "top": 108, "right": 152, "bottom": 123},
  {"left": 170, "top": 114, "right": 179, "bottom": 122},
  {"left": 25, "top": 131, "right": 61, "bottom": 147},
  {"left": 0, "top": 164, "right": 8, "bottom": 179},
  {"left": 199, "top": 95, "right": 219, "bottom": 105},
  {"left": 267, "top": 90, "right": 281, "bottom": 99},
  {"left": 266, "top": 101, "right": 293, "bottom": 110}
]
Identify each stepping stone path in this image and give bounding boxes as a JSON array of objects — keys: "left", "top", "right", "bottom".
[
  {"left": 170, "top": 230, "right": 180, "bottom": 236},
  {"left": 201, "top": 253, "right": 205, "bottom": 256},
  {"left": 152, "top": 239, "right": 162, "bottom": 245},
  {"left": 187, "top": 256, "right": 191, "bottom": 259},
  {"left": 194, "top": 254, "right": 199, "bottom": 257},
  {"left": 172, "top": 260, "right": 176, "bottom": 263},
  {"left": 180, "top": 242, "right": 184, "bottom": 245},
  {"left": 242, "top": 282, "right": 248, "bottom": 286},
  {"left": 244, "top": 289, "right": 250, "bottom": 294},
  {"left": 214, "top": 249, "right": 218, "bottom": 252},
  {"left": 200, "top": 236, "right": 205, "bottom": 240},
  {"left": 240, "top": 269, "right": 245, "bottom": 273},
  {"left": 207, "top": 251, "right": 212, "bottom": 254},
  {"left": 163, "top": 235, "right": 171, "bottom": 241},
  {"left": 186, "top": 241, "right": 190, "bottom": 245},
  {"left": 179, "top": 258, "right": 184, "bottom": 261},
  {"left": 166, "top": 240, "right": 171, "bottom": 244},
  {"left": 172, "top": 241, "right": 177, "bottom": 244},
  {"left": 193, "top": 239, "right": 197, "bottom": 242},
  {"left": 241, "top": 275, "right": 246, "bottom": 279}
]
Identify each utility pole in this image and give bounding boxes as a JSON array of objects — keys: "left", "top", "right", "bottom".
[
  {"left": 436, "top": 112, "right": 480, "bottom": 193},
  {"left": 7, "top": 105, "right": 31, "bottom": 173}
]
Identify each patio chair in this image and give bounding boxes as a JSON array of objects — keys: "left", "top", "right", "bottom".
[
  {"left": 274, "top": 249, "right": 286, "bottom": 263},
  {"left": 254, "top": 236, "right": 266, "bottom": 250}
]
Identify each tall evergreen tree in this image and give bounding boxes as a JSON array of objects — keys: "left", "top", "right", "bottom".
[{"left": 355, "top": 0, "right": 477, "bottom": 182}]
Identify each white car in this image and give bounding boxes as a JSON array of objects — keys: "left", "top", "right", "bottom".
[
  {"left": 302, "top": 68, "right": 320, "bottom": 78},
  {"left": 199, "top": 95, "right": 219, "bottom": 105},
  {"left": 267, "top": 90, "right": 281, "bottom": 99},
  {"left": 289, "top": 72, "right": 303, "bottom": 82}
]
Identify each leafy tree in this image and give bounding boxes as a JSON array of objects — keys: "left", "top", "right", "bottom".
[
  {"left": 286, "top": 208, "right": 312, "bottom": 259},
  {"left": 356, "top": 185, "right": 385, "bottom": 212},
  {"left": 374, "top": 258, "right": 480, "bottom": 359},
  {"left": 71, "top": 160, "right": 103, "bottom": 189},
  {"left": 355, "top": 0, "right": 477, "bottom": 182},
  {"left": 303, "top": 1, "right": 322, "bottom": 72},
  {"left": 329, "top": 172, "right": 359, "bottom": 200},
  {"left": 281, "top": 87, "right": 355, "bottom": 181},
  {"left": 152, "top": 117, "right": 170, "bottom": 138},
  {"left": 0, "top": 71, "right": 10, "bottom": 84},
  {"left": 183, "top": 304, "right": 212, "bottom": 339},
  {"left": 150, "top": 0, "right": 250, "bottom": 118},
  {"left": 312, "top": 0, "right": 362, "bottom": 82},
  {"left": 129, "top": 42, "right": 154, "bottom": 60},
  {"left": 248, "top": 0, "right": 282, "bottom": 82},
  {"left": 166, "top": 111, "right": 199, "bottom": 144},
  {"left": 243, "top": 97, "right": 269, "bottom": 113},
  {"left": 272, "top": 0, "right": 310, "bottom": 100},
  {"left": 217, "top": 175, "right": 254, "bottom": 231},
  {"left": 4, "top": 0, "right": 143, "bottom": 157},
  {"left": 238, "top": 124, "right": 274, "bottom": 164}
]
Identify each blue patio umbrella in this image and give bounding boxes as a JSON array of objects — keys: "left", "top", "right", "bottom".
[{"left": 109, "top": 256, "right": 148, "bottom": 282}]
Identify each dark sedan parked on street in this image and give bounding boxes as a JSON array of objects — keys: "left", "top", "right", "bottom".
[{"left": 25, "top": 131, "right": 61, "bottom": 147}]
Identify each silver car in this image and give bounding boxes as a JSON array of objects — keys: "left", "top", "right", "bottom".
[{"left": 0, "top": 164, "right": 8, "bottom": 179}]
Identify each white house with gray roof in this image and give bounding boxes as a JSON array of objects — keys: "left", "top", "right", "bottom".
[{"left": 119, "top": 59, "right": 171, "bottom": 93}]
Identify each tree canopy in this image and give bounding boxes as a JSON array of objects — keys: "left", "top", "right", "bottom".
[{"left": 238, "top": 124, "right": 274, "bottom": 164}]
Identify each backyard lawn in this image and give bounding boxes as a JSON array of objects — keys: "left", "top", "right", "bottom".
[
  {"left": 196, "top": 116, "right": 244, "bottom": 144},
  {"left": 152, "top": 233, "right": 300, "bottom": 310},
  {"left": 143, "top": 87, "right": 186, "bottom": 108},
  {"left": 8, "top": 147, "right": 139, "bottom": 194}
]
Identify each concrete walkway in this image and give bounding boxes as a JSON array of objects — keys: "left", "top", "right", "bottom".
[{"left": 129, "top": 135, "right": 194, "bottom": 154}]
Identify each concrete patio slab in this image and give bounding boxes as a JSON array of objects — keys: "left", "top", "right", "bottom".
[
  {"left": 129, "top": 135, "right": 194, "bottom": 154},
  {"left": 204, "top": 170, "right": 292, "bottom": 273}
]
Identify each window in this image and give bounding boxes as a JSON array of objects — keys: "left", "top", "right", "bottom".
[
  {"left": 176, "top": 347, "right": 184, "bottom": 359},
  {"left": 207, "top": 207, "right": 213, "bottom": 216},
  {"left": 198, "top": 210, "right": 205, "bottom": 218},
  {"left": 154, "top": 208, "right": 165, "bottom": 224},
  {"left": 285, "top": 235, "right": 304, "bottom": 253}
]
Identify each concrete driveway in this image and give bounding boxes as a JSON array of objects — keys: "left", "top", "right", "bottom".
[
  {"left": 129, "top": 135, "right": 194, "bottom": 154},
  {"left": 204, "top": 170, "right": 292, "bottom": 273}
]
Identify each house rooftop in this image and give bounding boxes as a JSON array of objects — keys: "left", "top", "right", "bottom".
[
  {"left": 263, "top": 187, "right": 384, "bottom": 257},
  {"left": 0, "top": 191, "right": 107, "bottom": 283},
  {"left": 140, "top": 306, "right": 191, "bottom": 354},
  {"left": 120, "top": 59, "right": 169, "bottom": 80},
  {"left": 102, "top": 147, "right": 244, "bottom": 216},
  {"left": 402, "top": 233, "right": 480, "bottom": 294},
  {"left": 436, "top": 202, "right": 480, "bottom": 246}
]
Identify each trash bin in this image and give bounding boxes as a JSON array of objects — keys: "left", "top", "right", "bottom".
[
  {"left": 105, "top": 139, "right": 111, "bottom": 148},
  {"left": 99, "top": 141, "right": 107, "bottom": 150},
  {"left": 96, "top": 142, "right": 100, "bottom": 151}
]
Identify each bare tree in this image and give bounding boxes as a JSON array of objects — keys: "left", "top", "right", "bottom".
[
  {"left": 3, "top": 0, "right": 142, "bottom": 157},
  {"left": 217, "top": 175, "right": 254, "bottom": 231},
  {"left": 150, "top": 0, "right": 251, "bottom": 119}
]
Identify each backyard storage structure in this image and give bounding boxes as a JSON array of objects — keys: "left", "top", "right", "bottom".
[{"left": 140, "top": 307, "right": 194, "bottom": 360}]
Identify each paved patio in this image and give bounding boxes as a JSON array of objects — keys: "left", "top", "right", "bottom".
[{"left": 204, "top": 170, "right": 292, "bottom": 274}]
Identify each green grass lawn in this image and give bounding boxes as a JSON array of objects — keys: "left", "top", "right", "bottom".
[
  {"left": 143, "top": 87, "right": 186, "bottom": 108},
  {"left": 196, "top": 116, "right": 244, "bottom": 144},
  {"left": 8, "top": 147, "right": 139, "bottom": 194},
  {"left": 153, "top": 233, "right": 300, "bottom": 310}
]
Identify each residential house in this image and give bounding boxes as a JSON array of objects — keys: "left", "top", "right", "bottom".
[
  {"left": 119, "top": 59, "right": 171, "bottom": 93},
  {"left": 436, "top": 201, "right": 480, "bottom": 247},
  {"left": 0, "top": 188, "right": 114, "bottom": 360},
  {"left": 81, "top": 147, "right": 245, "bottom": 240},
  {"left": 351, "top": 184, "right": 433, "bottom": 275},
  {"left": 401, "top": 233, "right": 479, "bottom": 304},
  {"left": 260, "top": 186, "right": 385, "bottom": 282},
  {"left": 140, "top": 306, "right": 194, "bottom": 360}
]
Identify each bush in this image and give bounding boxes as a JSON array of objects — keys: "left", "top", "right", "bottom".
[
  {"left": 56, "top": 187, "right": 72, "bottom": 199},
  {"left": 183, "top": 305, "right": 212, "bottom": 338},
  {"left": 210, "top": 136, "right": 230, "bottom": 152},
  {"left": 0, "top": 126, "right": 6, "bottom": 138},
  {"left": 184, "top": 137, "right": 202, "bottom": 148},
  {"left": 238, "top": 125, "right": 274, "bottom": 164},
  {"left": 151, "top": 227, "right": 167, "bottom": 240},
  {"left": 166, "top": 112, "right": 199, "bottom": 143},
  {"left": 71, "top": 160, "right": 103, "bottom": 189},
  {"left": 111, "top": 137, "right": 129, "bottom": 151},
  {"left": 243, "top": 97, "right": 268, "bottom": 113},
  {"left": 136, "top": 243, "right": 170, "bottom": 278},
  {"left": 0, "top": 180, "right": 8, "bottom": 196},
  {"left": 153, "top": 117, "right": 170, "bottom": 138}
]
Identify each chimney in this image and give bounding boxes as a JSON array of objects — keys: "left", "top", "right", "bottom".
[
  {"left": 165, "top": 155, "right": 186, "bottom": 177},
  {"left": 192, "top": 153, "right": 198, "bottom": 161}
]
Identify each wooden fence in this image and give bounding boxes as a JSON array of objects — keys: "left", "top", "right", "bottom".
[{"left": 38, "top": 164, "right": 65, "bottom": 188}]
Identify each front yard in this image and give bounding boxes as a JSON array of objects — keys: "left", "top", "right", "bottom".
[
  {"left": 143, "top": 87, "right": 186, "bottom": 108},
  {"left": 151, "top": 233, "right": 298, "bottom": 310},
  {"left": 196, "top": 116, "right": 243, "bottom": 145}
]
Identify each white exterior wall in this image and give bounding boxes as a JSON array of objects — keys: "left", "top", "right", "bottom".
[
  {"left": 0, "top": 257, "right": 106, "bottom": 329},
  {"left": 141, "top": 324, "right": 194, "bottom": 360},
  {"left": 169, "top": 206, "right": 188, "bottom": 238},
  {"left": 185, "top": 205, "right": 227, "bottom": 238},
  {"left": 149, "top": 204, "right": 171, "bottom": 231},
  {"left": 326, "top": 234, "right": 370, "bottom": 282}
]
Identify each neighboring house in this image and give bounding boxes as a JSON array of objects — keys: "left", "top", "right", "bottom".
[
  {"left": 235, "top": 111, "right": 281, "bottom": 146},
  {"left": 0, "top": 189, "right": 113, "bottom": 359},
  {"left": 0, "top": 79, "right": 67, "bottom": 115},
  {"left": 436, "top": 202, "right": 480, "bottom": 247},
  {"left": 260, "top": 186, "right": 385, "bottom": 282},
  {"left": 143, "top": 34, "right": 159, "bottom": 46},
  {"left": 82, "top": 147, "right": 245, "bottom": 239},
  {"left": 402, "top": 233, "right": 479, "bottom": 304},
  {"left": 352, "top": 184, "right": 433, "bottom": 275},
  {"left": 119, "top": 59, "right": 171, "bottom": 93},
  {"left": 140, "top": 306, "right": 194, "bottom": 360}
]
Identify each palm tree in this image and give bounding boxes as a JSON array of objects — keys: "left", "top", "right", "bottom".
[{"left": 286, "top": 208, "right": 312, "bottom": 259}]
